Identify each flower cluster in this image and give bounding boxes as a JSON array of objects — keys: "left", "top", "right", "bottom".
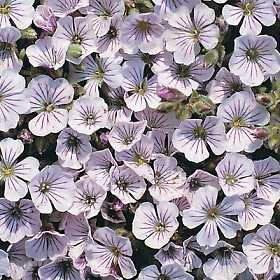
[{"left": 0, "top": 0, "right": 280, "bottom": 280}]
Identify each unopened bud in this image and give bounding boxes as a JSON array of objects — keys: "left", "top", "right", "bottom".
[{"left": 67, "top": 43, "right": 83, "bottom": 59}]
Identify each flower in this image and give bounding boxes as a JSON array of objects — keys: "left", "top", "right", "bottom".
[
  {"left": 132, "top": 202, "right": 179, "bottom": 249},
  {"left": 206, "top": 67, "right": 252, "bottom": 104},
  {"left": 157, "top": 55, "right": 214, "bottom": 96},
  {"left": 28, "top": 165, "right": 76, "bottom": 214},
  {"left": 0, "top": 0, "right": 34, "bottom": 29},
  {"left": 121, "top": 61, "right": 161, "bottom": 112},
  {"left": 85, "top": 148, "right": 117, "bottom": 191},
  {"left": 47, "top": 0, "right": 89, "bottom": 18},
  {"left": 120, "top": 12, "right": 165, "bottom": 55},
  {"left": 38, "top": 257, "right": 82, "bottom": 280},
  {"left": 0, "top": 70, "right": 29, "bottom": 132},
  {"left": 172, "top": 116, "right": 226, "bottom": 163},
  {"left": 236, "top": 192, "right": 274, "bottom": 231},
  {"left": 68, "top": 175, "right": 107, "bottom": 218},
  {"left": 215, "top": 153, "right": 256, "bottom": 196},
  {"left": 25, "top": 230, "right": 68, "bottom": 261},
  {"left": 165, "top": 3, "right": 219, "bottom": 65},
  {"left": 69, "top": 55, "right": 123, "bottom": 96},
  {"left": 0, "top": 198, "right": 41, "bottom": 243},
  {"left": 56, "top": 127, "right": 92, "bottom": 169},
  {"left": 81, "top": 0, "right": 125, "bottom": 36},
  {"left": 68, "top": 95, "right": 109, "bottom": 135},
  {"left": 154, "top": 242, "right": 184, "bottom": 266},
  {"left": 0, "top": 26, "right": 22, "bottom": 73},
  {"left": 26, "top": 36, "right": 69, "bottom": 70},
  {"left": 203, "top": 241, "right": 248, "bottom": 280},
  {"left": 108, "top": 120, "right": 147, "bottom": 152},
  {"left": 242, "top": 224, "right": 280, "bottom": 274},
  {"left": 222, "top": 0, "right": 276, "bottom": 35},
  {"left": 182, "top": 186, "right": 244, "bottom": 247},
  {"left": 0, "top": 138, "right": 39, "bottom": 201},
  {"left": 182, "top": 236, "right": 202, "bottom": 272},
  {"left": 147, "top": 155, "right": 186, "bottom": 202},
  {"left": 138, "top": 264, "right": 193, "bottom": 280},
  {"left": 0, "top": 249, "right": 9, "bottom": 278},
  {"left": 110, "top": 165, "right": 146, "bottom": 204},
  {"left": 217, "top": 91, "right": 270, "bottom": 153},
  {"left": 53, "top": 16, "right": 97, "bottom": 64},
  {"left": 86, "top": 227, "right": 137, "bottom": 279},
  {"left": 33, "top": 5, "right": 57, "bottom": 33},
  {"left": 229, "top": 35, "right": 280, "bottom": 86},
  {"left": 254, "top": 157, "right": 280, "bottom": 203},
  {"left": 27, "top": 75, "right": 74, "bottom": 136}
]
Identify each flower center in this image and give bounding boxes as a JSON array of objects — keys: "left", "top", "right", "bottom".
[
  {"left": 107, "top": 25, "right": 118, "bottom": 38},
  {"left": 1, "top": 166, "right": 13, "bottom": 177},
  {"left": 193, "top": 126, "right": 207, "bottom": 140},
  {"left": 40, "top": 182, "right": 50, "bottom": 193},
  {"left": 241, "top": 2, "right": 255, "bottom": 16},
  {"left": 191, "top": 28, "right": 200, "bottom": 41},
  {"left": 0, "top": 42, "right": 13, "bottom": 53},
  {"left": 86, "top": 114, "right": 96, "bottom": 125},
  {"left": 31, "top": 266, "right": 40, "bottom": 280},
  {"left": 0, "top": 4, "right": 11, "bottom": 15},
  {"left": 45, "top": 103, "right": 54, "bottom": 112},
  {"left": 134, "top": 154, "right": 147, "bottom": 165},
  {"left": 189, "top": 178, "right": 201, "bottom": 190},
  {"left": 230, "top": 82, "right": 244, "bottom": 93},
  {"left": 246, "top": 48, "right": 259, "bottom": 61},
  {"left": 93, "top": 70, "right": 104, "bottom": 81},
  {"left": 268, "top": 244, "right": 280, "bottom": 256},
  {"left": 117, "top": 178, "right": 129, "bottom": 191},
  {"left": 84, "top": 195, "right": 96, "bottom": 206},
  {"left": 72, "top": 35, "right": 82, "bottom": 45},
  {"left": 207, "top": 207, "right": 220, "bottom": 219},
  {"left": 176, "top": 64, "right": 190, "bottom": 78},
  {"left": 135, "top": 79, "right": 148, "bottom": 96},
  {"left": 101, "top": 10, "right": 111, "bottom": 18},
  {"left": 231, "top": 117, "right": 246, "bottom": 128},
  {"left": 10, "top": 204, "right": 22, "bottom": 219},
  {"left": 158, "top": 274, "right": 170, "bottom": 280},
  {"left": 122, "top": 136, "right": 134, "bottom": 145},
  {"left": 225, "top": 175, "right": 237, "bottom": 185},
  {"left": 155, "top": 222, "right": 165, "bottom": 232},
  {"left": 137, "top": 20, "right": 150, "bottom": 32},
  {"left": 67, "top": 135, "right": 79, "bottom": 148},
  {"left": 110, "top": 246, "right": 121, "bottom": 258},
  {"left": 58, "top": 260, "right": 72, "bottom": 273}
]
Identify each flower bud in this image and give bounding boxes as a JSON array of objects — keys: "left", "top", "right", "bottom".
[{"left": 67, "top": 43, "right": 83, "bottom": 59}]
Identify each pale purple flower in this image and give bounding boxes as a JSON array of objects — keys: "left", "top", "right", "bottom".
[
  {"left": 152, "top": 0, "right": 200, "bottom": 16},
  {"left": 165, "top": 3, "right": 219, "bottom": 65},
  {"left": 154, "top": 242, "right": 184, "bottom": 266},
  {"left": 0, "top": 26, "right": 22, "bottom": 73},
  {"left": 101, "top": 200, "right": 126, "bottom": 224},
  {"left": 86, "top": 227, "right": 137, "bottom": 279},
  {"left": 28, "top": 165, "right": 76, "bottom": 214},
  {"left": 158, "top": 56, "right": 214, "bottom": 96},
  {"left": 38, "top": 257, "right": 82, "bottom": 280},
  {"left": 0, "top": 70, "right": 29, "bottom": 132},
  {"left": 115, "top": 135, "right": 154, "bottom": 180},
  {"left": 0, "top": 0, "right": 34, "bottom": 29},
  {"left": 254, "top": 157, "right": 280, "bottom": 203},
  {"left": 229, "top": 35, "right": 280, "bottom": 86},
  {"left": 183, "top": 186, "right": 244, "bottom": 247},
  {"left": 203, "top": 241, "right": 248, "bottom": 280},
  {"left": 0, "top": 249, "right": 9, "bottom": 278},
  {"left": 171, "top": 196, "right": 190, "bottom": 215},
  {"left": 121, "top": 61, "right": 161, "bottom": 112},
  {"left": 0, "top": 138, "right": 39, "bottom": 201},
  {"left": 135, "top": 108, "right": 179, "bottom": 130},
  {"left": 25, "top": 231, "right": 68, "bottom": 261},
  {"left": 47, "top": 0, "right": 89, "bottom": 18},
  {"left": 120, "top": 12, "right": 165, "bottom": 55},
  {"left": 23, "top": 261, "right": 48, "bottom": 280},
  {"left": 243, "top": 224, "right": 280, "bottom": 274},
  {"left": 27, "top": 75, "right": 74, "bottom": 136},
  {"left": 69, "top": 55, "right": 123, "bottom": 96},
  {"left": 56, "top": 127, "right": 92, "bottom": 169},
  {"left": 26, "top": 36, "right": 69, "bottom": 70},
  {"left": 148, "top": 130, "right": 177, "bottom": 159},
  {"left": 217, "top": 91, "right": 270, "bottom": 153},
  {"left": 108, "top": 120, "right": 147, "bottom": 152},
  {"left": 223, "top": 0, "right": 276, "bottom": 35},
  {"left": 53, "top": 16, "right": 97, "bottom": 64},
  {"left": 0, "top": 198, "right": 41, "bottom": 243},
  {"left": 33, "top": 5, "right": 57, "bottom": 33},
  {"left": 207, "top": 67, "right": 252, "bottom": 104},
  {"left": 237, "top": 192, "right": 274, "bottom": 231},
  {"left": 138, "top": 264, "right": 193, "bottom": 280},
  {"left": 132, "top": 202, "right": 179, "bottom": 249},
  {"left": 183, "top": 169, "right": 220, "bottom": 206},
  {"left": 96, "top": 16, "right": 123, "bottom": 57},
  {"left": 110, "top": 165, "right": 146, "bottom": 204},
  {"left": 172, "top": 116, "right": 226, "bottom": 163},
  {"left": 215, "top": 153, "right": 256, "bottom": 196},
  {"left": 81, "top": 0, "right": 125, "bottom": 36},
  {"left": 85, "top": 148, "right": 117, "bottom": 191},
  {"left": 147, "top": 156, "right": 186, "bottom": 202},
  {"left": 68, "top": 96, "right": 109, "bottom": 135},
  {"left": 68, "top": 175, "right": 107, "bottom": 218},
  {"left": 182, "top": 236, "right": 202, "bottom": 272}
]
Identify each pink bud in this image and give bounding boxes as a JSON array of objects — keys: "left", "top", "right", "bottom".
[
  {"left": 157, "top": 86, "right": 178, "bottom": 101},
  {"left": 33, "top": 5, "right": 57, "bottom": 33},
  {"left": 252, "top": 127, "right": 269, "bottom": 140},
  {"left": 99, "top": 131, "right": 110, "bottom": 145}
]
